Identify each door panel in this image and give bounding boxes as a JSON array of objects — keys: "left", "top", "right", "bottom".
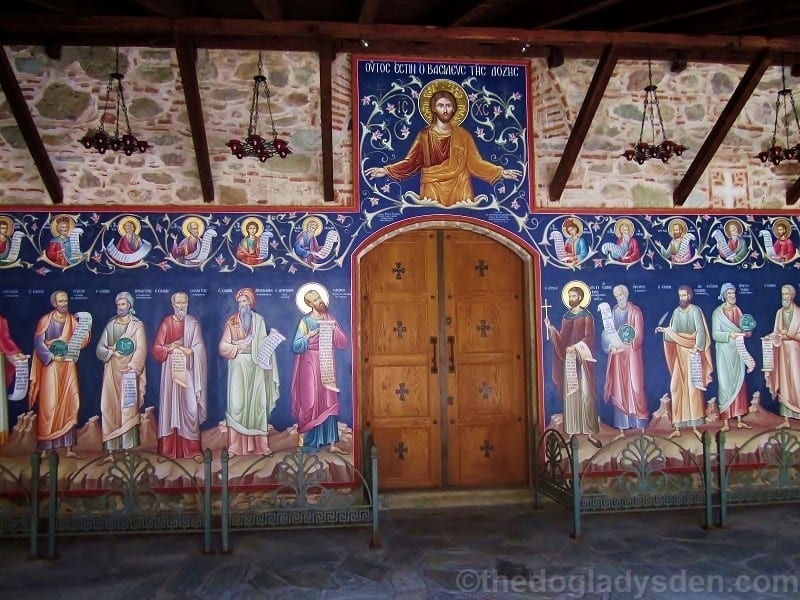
[
  {"left": 362, "top": 229, "right": 528, "bottom": 489},
  {"left": 362, "top": 231, "right": 441, "bottom": 488}
]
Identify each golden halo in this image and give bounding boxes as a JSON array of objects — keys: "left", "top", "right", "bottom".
[
  {"left": 181, "top": 216, "right": 205, "bottom": 238},
  {"left": 241, "top": 217, "right": 264, "bottom": 237},
  {"left": 667, "top": 218, "right": 688, "bottom": 237},
  {"left": 116, "top": 215, "right": 141, "bottom": 237},
  {"left": 773, "top": 217, "right": 793, "bottom": 238},
  {"left": 561, "top": 217, "right": 584, "bottom": 237},
  {"left": 724, "top": 218, "right": 743, "bottom": 237},
  {"left": 614, "top": 218, "right": 635, "bottom": 238},
  {"left": 0, "top": 215, "right": 13, "bottom": 234},
  {"left": 418, "top": 79, "right": 469, "bottom": 127},
  {"left": 49, "top": 214, "right": 76, "bottom": 238},
  {"left": 302, "top": 216, "right": 324, "bottom": 238},
  {"left": 561, "top": 280, "right": 591, "bottom": 309},
  {"left": 295, "top": 281, "right": 330, "bottom": 314}
]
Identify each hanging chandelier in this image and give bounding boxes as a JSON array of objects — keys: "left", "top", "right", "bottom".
[
  {"left": 226, "top": 52, "right": 291, "bottom": 162},
  {"left": 622, "top": 59, "right": 685, "bottom": 164},
  {"left": 79, "top": 47, "right": 150, "bottom": 155},
  {"left": 756, "top": 57, "right": 800, "bottom": 166}
]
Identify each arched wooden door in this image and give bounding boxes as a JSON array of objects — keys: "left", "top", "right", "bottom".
[{"left": 360, "top": 229, "right": 529, "bottom": 489}]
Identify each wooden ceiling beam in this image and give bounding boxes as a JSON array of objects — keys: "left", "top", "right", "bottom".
[
  {"left": 319, "top": 39, "right": 335, "bottom": 202},
  {"left": 0, "top": 46, "right": 63, "bottom": 204},
  {"left": 174, "top": 36, "right": 214, "bottom": 203},
  {"left": 673, "top": 48, "right": 774, "bottom": 206},
  {"left": 358, "top": 0, "right": 382, "bottom": 24},
  {"left": 549, "top": 44, "right": 619, "bottom": 202},
  {"left": 787, "top": 177, "right": 800, "bottom": 206},
  {"left": 249, "top": 0, "right": 282, "bottom": 21},
  {"left": 131, "top": 0, "right": 190, "bottom": 19},
  {"left": 532, "top": 0, "right": 626, "bottom": 29},
  {"left": 449, "top": 0, "right": 527, "bottom": 28},
  {"left": 0, "top": 16, "right": 798, "bottom": 59}
]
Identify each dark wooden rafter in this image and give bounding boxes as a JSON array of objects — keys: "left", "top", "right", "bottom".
[
  {"left": 358, "top": 0, "right": 382, "bottom": 24},
  {"left": 23, "top": 0, "right": 99, "bottom": 16},
  {"left": 673, "top": 48, "right": 774, "bottom": 207},
  {"left": 0, "top": 46, "right": 63, "bottom": 204},
  {"left": 131, "top": 0, "right": 190, "bottom": 19},
  {"left": 174, "top": 36, "right": 214, "bottom": 203},
  {"left": 549, "top": 44, "right": 620, "bottom": 202},
  {"left": 533, "top": 0, "right": 626, "bottom": 29},
  {"left": 449, "top": 0, "right": 526, "bottom": 28},
  {"left": 617, "top": 1, "right": 749, "bottom": 32},
  {"left": 787, "top": 177, "right": 800, "bottom": 206},
  {"left": 319, "top": 39, "right": 335, "bottom": 202},
  {"left": 249, "top": 0, "right": 282, "bottom": 20}
]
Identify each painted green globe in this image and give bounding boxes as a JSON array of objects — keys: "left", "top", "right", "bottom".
[
  {"left": 619, "top": 324, "right": 636, "bottom": 344},
  {"left": 115, "top": 337, "right": 135, "bottom": 356},
  {"left": 740, "top": 313, "right": 756, "bottom": 332},
  {"left": 49, "top": 339, "right": 68, "bottom": 357}
]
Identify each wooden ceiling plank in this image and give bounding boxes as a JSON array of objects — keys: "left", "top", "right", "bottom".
[
  {"left": 174, "top": 36, "right": 214, "bottom": 203},
  {"left": 449, "top": 0, "right": 527, "bottom": 28},
  {"left": 787, "top": 177, "right": 800, "bottom": 206},
  {"left": 319, "top": 40, "right": 334, "bottom": 202},
  {"left": 617, "top": 1, "right": 749, "bottom": 32},
  {"left": 131, "top": 0, "right": 190, "bottom": 19},
  {"left": 673, "top": 47, "right": 774, "bottom": 206},
  {"left": 249, "top": 0, "right": 282, "bottom": 20},
  {"left": 0, "top": 46, "right": 62, "bottom": 204},
  {"left": 534, "top": 0, "right": 626, "bottom": 29},
  {"left": 358, "top": 0, "right": 382, "bottom": 25},
  {"left": 549, "top": 44, "right": 620, "bottom": 202}
]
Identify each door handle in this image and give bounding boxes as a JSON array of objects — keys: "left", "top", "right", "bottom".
[
  {"left": 430, "top": 336, "right": 438, "bottom": 374},
  {"left": 447, "top": 336, "right": 456, "bottom": 373}
]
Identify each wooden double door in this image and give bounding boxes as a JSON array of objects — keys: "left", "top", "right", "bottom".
[{"left": 361, "top": 229, "right": 528, "bottom": 489}]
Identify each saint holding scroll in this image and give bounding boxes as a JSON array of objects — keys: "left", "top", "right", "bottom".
[
  {"left": 152, "top": 292, "right": 207, "bottom": 459},
  {"left": 599, "top": 285, "right": 648, "bottom": 441},
  {"left": 291, "top": 282, "right": 348, "bottom": 453},
  {"left": 655, "top": 285, "right": 712, "bottom": 439},
  {"left": 544, "top": 280, "right": 601, "bottom": 449}
]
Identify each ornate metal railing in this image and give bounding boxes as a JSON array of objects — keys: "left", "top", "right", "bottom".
[
  {"left": 0, "top": 452, "right": 39, "bottom": 558},
  {"left": 43, "top": 449, "right": 214, "bottom": 558},
  {"left": 718, "top": 427, "right": 800, "bottom": 527},
  {"left": 219, "top": 442, "right": 380, "bottom": 551},
  {"left": 535, "top": 428, "right": 714, "bottom": 537}
]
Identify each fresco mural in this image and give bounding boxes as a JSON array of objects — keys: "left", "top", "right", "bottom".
[{"left": 1, "top": 58, "right": 800, "bottom": 494}]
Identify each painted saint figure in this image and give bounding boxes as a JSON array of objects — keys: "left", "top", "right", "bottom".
[
  {"left": 116, "top": 216, "right": 143, "bottom": 254},
  {"left": 45, "top": 215, "right": 81, "bottom": 266},
  {"left": 152, "top": 292, "right": 207, "bottom": 459},
  {"left": 291, "top": 283, "right": 348, "bottom": 452},
  {"left": 364, "top": 80, "right": 521, "bottom": 207},
  {"left": 236, "top": 217, "right": 264, "bottom": 266},
  {"left": 0, "top": 216, "right": 13, "bottom": 262},
  {"left": 711, "top": 283, "right": 754, "bottom": 431},
  {"left": 772, "top": 218, "right": 796, "bottom": 263},
  {"left": 293, "top": 217, "right": 322, "bottom": 265},
  {"left": 96, "top": 291, "right": 147, "bottom": 455},
  {"left": 0, "top": 314, "right": 25, "bottom": 446},
  {"left": 765, "top": 284, "right": 800, "bottom": 428},
  {"left": 600, "top": 285, "right": 648, "bottom": 440},
  {"left": 659, "top": 218, "right": 695, "bottom": 264},
  {"left": 170, "top": 217, "right": 204, "bottom": 264},
  {"left": 219, "top": 288, "right": 279, "bottom": 456},
  {"left": 720, "top": 219, "right": 749, "bottom": 263},
  {"left": 656, "top": 285, "right": 713, "bottom": 439},
  {"left": 602, "top": 218, "right": 640, "bottom": 263},
  {"left": 29, "top": 291, "right": 88, "bottom": 457},
  {"left": 561, "top": 218, "right": 589, "bottom": 264},
  {"left": 544, "top": 281, "right": 601, "bottom": 448}
]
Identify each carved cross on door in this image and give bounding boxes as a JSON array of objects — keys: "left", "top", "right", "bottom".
[
  {"left": 395, "top": 382, "right": 409, "bottom": 401},
  {"left": 392, "top": 262, "right": 405, "bottom": 280},
  {"left": 480, "top": 439, "right": 494, "bottom": 458},
  {"left": 393, "top": 320, "right": 407, "bottom": 339},
  {"left": 395, "top": 440, "right": 409, "bottom": 460},
  {"left": 475, "top": 259, "right": 489, "bottom": 277},
  {"left": 479, "top": 381, "right": 493, "bottom": 400},
  {"left": 476, "top": 319, "right": 491, "bottom": 337}
]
